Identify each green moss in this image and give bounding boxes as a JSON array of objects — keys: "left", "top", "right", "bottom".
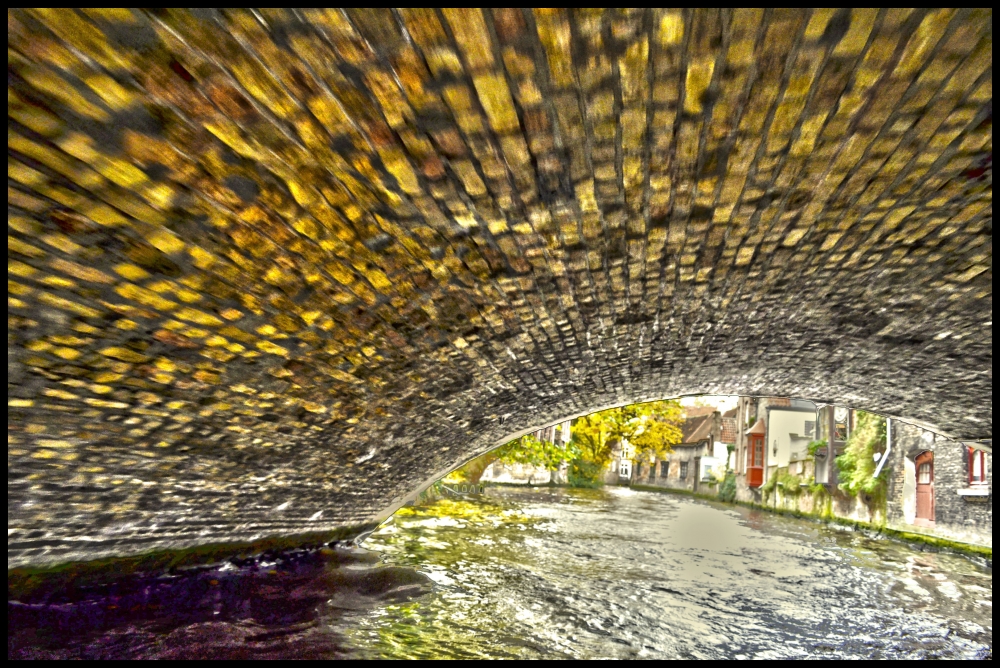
[
  {"left": 729, "top": 499, "right": 990, "bottom": 560},
  {"left": 810, "top": 484, "right": 833, "bottom": 519},
  {"left": 879, "top": 529, "right": 993, "bottom": 559},
  {"left": 630, "top": 483, "right": 990, "bottom": 560}
]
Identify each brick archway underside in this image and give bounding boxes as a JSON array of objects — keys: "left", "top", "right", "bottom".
[{"left": 7, "top": 8, "right": 991, "bottom": 568}]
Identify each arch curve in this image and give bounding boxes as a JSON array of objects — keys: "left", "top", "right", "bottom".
[{"left": 7, "top": 8, "right": 991, "bottom": 568}]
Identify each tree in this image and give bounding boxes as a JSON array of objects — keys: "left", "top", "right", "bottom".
[
  {"left": 571, "top": 412, "right": 616, "bottom": 469},
  {"left": 494, "top": 433, "right": 579, "bottom": 472},
  {"left": 470, "top": 400, "right": 685, "bottom": 489},
  {"left": 448, "top": 433, "right": 579, "bottom": 485},
  {"left": 570, "top": 399, "right": 685, "bottom": 467},
  {"left": 624, "top": 400, "right": 685, "bottom": 463}
]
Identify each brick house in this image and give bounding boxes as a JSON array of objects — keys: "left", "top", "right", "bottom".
[
  {"left": 731, "top": 395, "right": 991, "bottom": 548},
  {"left": 639, "top": 408, "right": 722, "bottom": 493},
  {"left": 884, "top": 419, "right": 991, "bottom": 547}
]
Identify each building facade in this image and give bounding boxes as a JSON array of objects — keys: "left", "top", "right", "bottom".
[
  {"left": 637, "top": 408, "right": 724, "bottom": 493},
  {"left": 733, "top": 397, "right": 818, "bottom": 502},
  {"left": 884, "top": 420, "right": 991, "bottom": 547},
  {"left": 731, "top": 395, "right": 991, "bottom": 548}
]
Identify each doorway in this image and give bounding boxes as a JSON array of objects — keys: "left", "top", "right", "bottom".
[{"left": 915, "top": 451, "right": 935, "bottom": 527}]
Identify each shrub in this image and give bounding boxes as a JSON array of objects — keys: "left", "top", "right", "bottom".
[
  {"left": 835, "top": 411, "right": 888, "bottom": 515},
  {"left": 761, "top": 467, "right": 805, "bottom": 502},
  {"left": 761, "top": 472, "right": 778, "bottom": 502},
  {"left": 718, "top": 472, "right": 737, "bottom": 503},
  {"left": 807, "top": 480, "right": 829, "bottom": 497},
  {"left": 777, "top": 470, "right": 805, "bottom": 496},
  {"left": 568, "top": 458, "right": 604, "bottom": 488},
  {"left": 807, "top": 439, "right": 828, "bottom": 457}
]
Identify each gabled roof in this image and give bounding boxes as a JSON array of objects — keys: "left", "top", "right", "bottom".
[
  {"left": 684, "top": 405, "right": 717, "bottom": 418},
  {"left": 681, "top": 413, "right": 715, "bottom": 444},
  {"left": 746, "top": 417, "right": 766, "bottom": 435},
  {"left": 722, "top": 407, "right": 737, "bottom": 418},
  {"left": 720, "top": 416, "right": 738, "bottom": 444}
]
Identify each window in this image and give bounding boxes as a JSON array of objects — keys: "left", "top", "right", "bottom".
[
  {"left": 804, "top": 421, "right": 815, "bottom": 438},
  {"left": 918, "top": 462, "right": 932, "bottom": 484},
  {"left": 834, "top": 407, "right": 850, "bottom": 440},
  {"left": 660, "top": 460, "right": 669, "bottom": 477},
  {"left": 969, "top": 447, "right": 988, "bottom": 485},
  {"left": 679, "top": 462, "right": 689, "bottom": 480}
]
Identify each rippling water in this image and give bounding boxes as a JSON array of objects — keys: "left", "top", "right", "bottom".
[{"left": 8, "top": 487, "right": 992, "bottom": 659}]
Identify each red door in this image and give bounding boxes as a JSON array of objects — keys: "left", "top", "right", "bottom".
[
  {"left": 747, "top": 435, "right": 764, "bottom": 487},
  {"left": 915, "top": 451, "right": 934, "bottom": 526}
]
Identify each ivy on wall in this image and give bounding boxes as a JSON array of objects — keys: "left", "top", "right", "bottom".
[
  {"left": 807, "top": 439, "right": 828, "bottom": 457},
  {"left": 761, "top": 467, "right": 806, "bottom": 502},
  {"left": 835, "top": 411, "right": 889, "bottom": 514}
]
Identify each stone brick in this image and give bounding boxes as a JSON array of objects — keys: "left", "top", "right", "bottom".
[
  {"left": 6, "top": 8, "right": 992, "bottom": 569},
  {"left": 886, "top": 421, "right": 992, "bottom": 547}
]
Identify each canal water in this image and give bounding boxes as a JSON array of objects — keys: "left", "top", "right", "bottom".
[{"left": 8, "top": 486, "right": 992, "bottom": 659}]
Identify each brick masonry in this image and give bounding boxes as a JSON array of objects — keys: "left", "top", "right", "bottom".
[
  {"left": 6, "top": 9, "right": 992, "bottom": 568},
  {"left": 886, "top": 420, "right": 992, "bottom": 547},
  {"left": 733, "top": 409, "right": 991, "bottom": 547}
]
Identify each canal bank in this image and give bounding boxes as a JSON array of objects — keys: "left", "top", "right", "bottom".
[
  {"left": 630, "top": 482, "right": 993, "bottom": 563},
  {"left": 477, "top": 478, "right": 993, "bottom": 562}
]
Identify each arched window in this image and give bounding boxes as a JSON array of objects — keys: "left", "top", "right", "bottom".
[
  {"left": 917, "top": 460, "right": 932, "bottom": 484},
  {"left": 968, "top": 447, "right": 988, "bottom": 485}
]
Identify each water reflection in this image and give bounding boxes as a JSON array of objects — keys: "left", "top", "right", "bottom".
[{"left": 8, "top": 487, "right": 992, "bottom": 659}]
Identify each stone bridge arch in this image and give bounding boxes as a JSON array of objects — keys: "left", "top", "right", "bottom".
[{"left": 7, "top": 8, "right": 991, "bottom": 568}]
